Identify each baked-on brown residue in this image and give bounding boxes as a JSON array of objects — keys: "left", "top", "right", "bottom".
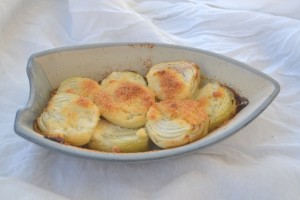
[
  {"left": 234, "top": 93, "right": 249, "bottom": 113},
  {"left": 223, "top": 86, "right": 249, "bottom": 114},
  {"left": 142, "top": 57, "right": 153, "bottom": 70},
  {"left": 44, "top": 135, "right": 66, "bottom": 144},
  {"left": 128, "top": 43, "right": 155, "bottom": 49},
  {"left": 155, "top": 70, "right": 184, "bottom": 99},
  {"left": 34, "top": 121, "right": 66, "bottom": 144}
]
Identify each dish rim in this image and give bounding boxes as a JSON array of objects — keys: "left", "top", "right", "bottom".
[{"left": 14, "top": 42, "right": 280, "bottom": 162}]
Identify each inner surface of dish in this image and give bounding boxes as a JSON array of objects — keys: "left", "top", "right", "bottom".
[{"left": 35, "top": 60, "right": 248, "bottom": 153}]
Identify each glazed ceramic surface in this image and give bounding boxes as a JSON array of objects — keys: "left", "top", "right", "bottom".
[{"left": 14, "top": 43, "right": 280, "bottom": 162}]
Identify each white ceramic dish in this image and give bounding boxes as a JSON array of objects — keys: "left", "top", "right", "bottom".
[{"left": 14, "top": 43, "right": 280, "bottom": 162}]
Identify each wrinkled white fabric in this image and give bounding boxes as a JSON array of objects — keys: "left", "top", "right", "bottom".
[
  {"left": 0, "top": 177, "right": 68, "bottom": 200},
  {"left": 1, "top": 0, "right": 300, "bottom": 199}
]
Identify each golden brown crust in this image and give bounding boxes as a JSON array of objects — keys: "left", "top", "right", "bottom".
[
  {"left": 93, "top": 82, "right": 154, "bottom": 113},
  {"left": 155, "top": 100, "right": 208, "bottom": 125},
  {"left": 114, "top": 82, "right": 154, "bottom": 107},
  {"left": 154, "top": 70, "right": 184, "bottom": 100},
  {"left": 92, "top": 90, "right": 115, "bottom": 112},
  {"left": 76, "top": 96, "right": 94, "bottom": 108},
  {"left": 81, "top": 78, "right": 100, "bottom": 96},
  {"left": 93, "top": 80, "right": 155, "bottom": 128}
]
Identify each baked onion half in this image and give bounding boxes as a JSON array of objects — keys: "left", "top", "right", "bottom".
[
  {"left": 37, "top": 93, "right": 100, "bottom": 146},
  {"left": 146, "top": 61, "right": 201, "bottom": 100},
  {"left": 93, "top": 71, "right": 155, "bottom": 129},
  {"left": 146, "top": 100, "right": 209, "bottom": 149},
  {"left": 57, "top": 77, "right": 101, "bottom": 101},
  {"left": 196, "top": 82, "right": 237, "bottom": 131},
  {"left": 88, "top": 120, "right": 150, "bottom": 153}
]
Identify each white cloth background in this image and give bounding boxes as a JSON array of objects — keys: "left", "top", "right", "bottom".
[{"left": 1, "top": 0, "right": 300, "bottom": 199}]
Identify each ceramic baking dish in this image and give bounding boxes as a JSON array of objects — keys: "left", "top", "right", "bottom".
[{"left": 14, "top": 43, "right": 280, "bottom": 162}]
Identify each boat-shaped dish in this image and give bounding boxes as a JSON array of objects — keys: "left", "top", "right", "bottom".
[{"left": 14, "top": 43, "right": 280, "bottom": 162}]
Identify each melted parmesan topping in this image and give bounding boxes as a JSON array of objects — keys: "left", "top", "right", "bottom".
[
  {"left": 155, "top": 70, "right": 184, "bottom": 100},
  {"left": 154, "top": 100, "right": 208, "bottom": 125}
]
